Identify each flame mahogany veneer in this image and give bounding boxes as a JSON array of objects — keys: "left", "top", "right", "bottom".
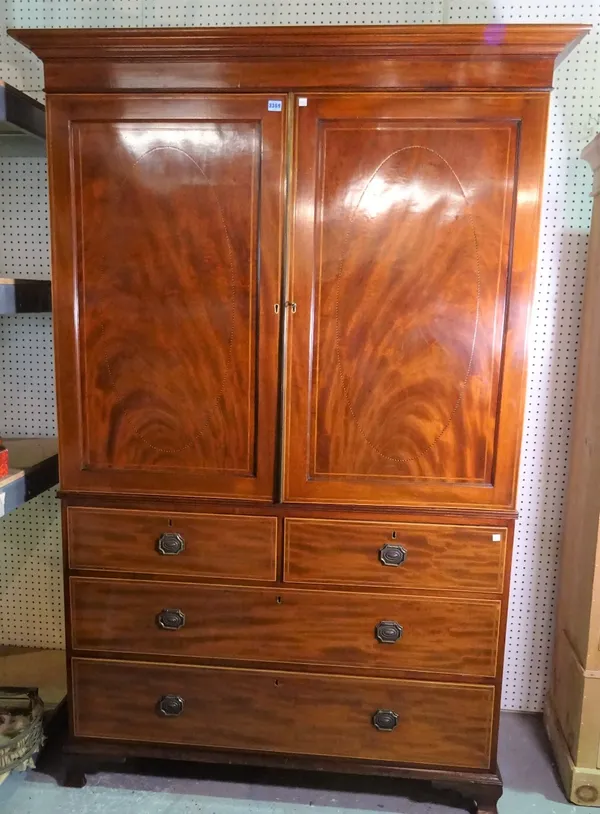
[{"left": 11, "top": 23, "right": 589, "bottom": 814}]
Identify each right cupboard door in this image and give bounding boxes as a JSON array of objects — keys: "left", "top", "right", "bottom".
[{"left": 283, "top": 93, "right": 549, "bottom": 509}]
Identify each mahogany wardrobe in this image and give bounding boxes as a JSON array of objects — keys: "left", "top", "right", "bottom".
[{"left": 12, "top": 23, "right": 588, "bottom": 814}]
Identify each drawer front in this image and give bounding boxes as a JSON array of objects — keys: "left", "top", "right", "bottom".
[
  {"left": 285, "top": 519, "right": 507, "bottom": 592},
  {"left": 67, "top": 508, "right": 277, "bottom": 581},
  {"left": 70, "top": 578, "right": 500, "bottom": 677},
  {"left": 72, "top": 658, "right": 494, "bottom": 770}
]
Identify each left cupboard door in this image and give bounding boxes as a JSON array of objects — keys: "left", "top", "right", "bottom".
[{"left": 48, "top": 95, "right": 286, "bottom": 499}]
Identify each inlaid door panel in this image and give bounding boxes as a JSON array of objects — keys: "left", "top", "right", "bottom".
[
  {"left": 284, "top": 93, "right": 549, "bottom": 508},
  {"left": 49, "top": 95, "right": 286, "bottom": 498}
]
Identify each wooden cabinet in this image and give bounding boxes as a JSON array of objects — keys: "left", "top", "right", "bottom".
[
  {"left": 67, "top": 507, "right": 278, "bottom": 580},
  {"left": 284, "top": 93, "right": 542, "bottom": 509},
  {"left": 12, "top": 23, "right": 588, "bottom": 814},
  {"left": 69, "top": 577, "right": 501, "bottom": 677},
  {"left": 47, "top": 94, "right": 286, "bottom": 500},
  {"left": 72, "top": 658, "right": 496, "bottom": 770},
  {"left": 284, "top": 518, "right": 508, "bottom": 592}
]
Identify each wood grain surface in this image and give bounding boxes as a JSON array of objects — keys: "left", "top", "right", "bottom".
[
  {"left": 284, "top": 518, "right": 506, "bottom": 593},
  {"left": 46, "top": 93, "right": 285, "bottom": 500},
  {"left": 10, "top": 25, "right": 589, "bottom": 93},
  {"left": 71, "top": 657, "right": 495, "bottom": 770},
  {"left": 67, "top": 507, "right": 277, "bottom": 580},
  {"left": 283, "top": 92, "right": 549, "bottom": 510},
  {"left": 60, "top": 492, "right": 518, "bottom": 522},
  {"left": 10, "top": 22, "right": 585, "bottom": 791},
  {"left": 69, "top": 577, "right": 500, "bottom": 677}
]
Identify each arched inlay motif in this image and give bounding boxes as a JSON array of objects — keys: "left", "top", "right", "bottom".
[
  {"left": 93, "top": 144, "right": 237, "bottom": 454},
  {"left": 334, "top": 145, "right": 481, "bottom": 463}
]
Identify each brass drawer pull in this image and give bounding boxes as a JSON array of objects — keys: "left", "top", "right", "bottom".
[
  {"left": 372, "top": 709, "right": 398, "bottom": 731},
  {"left": 157, "top": 608, "right": 185, "bottom": 630},
  {"left": 379, "top": 543, "right": 407, "bottom": 567},
  {"left": 157, "top": 532, "right": 185, "bottom": 556},
  {"left": 157, "top": 694, "right": 184, "bottom": 717},
  {"left": 375, "top": 620, "right": 403, "bottom": 643}
]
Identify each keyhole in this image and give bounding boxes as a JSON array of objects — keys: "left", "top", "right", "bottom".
[
  {"left": 168, "top": 518, "right": 173, "bottom": 528},
  {"left": 391, "top": 531, "right": 397, "bottom": 540},
  {"left": 274, "top": 679, "right": 280, "bottom": 687},
  {"left": 276, "top": 596, "right": 282, "bottom": 604}
]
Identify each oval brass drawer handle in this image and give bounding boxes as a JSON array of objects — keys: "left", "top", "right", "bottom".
[
  {"left": 375, "top": 620, "right": 403, "bottom": 643},
  {"left": 157, "top": 694, "right": 184, "bottom": 717},
  {"left": 157, "top": 532, "right": 185, "bottom": 556},
  {"left": 379, "top": 543, "right": 407, "bottom": 567},
  {"left": 372, "top": 709, "right": 399, "bottom": 731},
  {"left": 156, "top": 608, "right": 186, "bottom": 630}
]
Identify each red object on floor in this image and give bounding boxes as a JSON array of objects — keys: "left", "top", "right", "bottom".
[{"left": 0, "top": 446, "right": 8, "bottom": 477}]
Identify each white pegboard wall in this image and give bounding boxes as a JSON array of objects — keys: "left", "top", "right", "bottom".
[
  {"left": 0, "top": 487, "right": 64, "bottom": 649},
  {"left": 444, "top": 0, "right": 600, "bottom": 713},
  {"left": 0, "top": 159, "right": 49, "bottom": 278},
  {"left": 0, "top": 315, "right": 55, "bottom": 437},
  {"left": 142, "top": 1, "right": 442, "bottom": 26},
  {"left": 0, "top": 0, "right": 141, "bottom": 88},
  {"left": 0, "top": 154, "right": 55, "bottom": 437},
  {"left": 0, "top": 0, "right": 598, "bottom": 709}
]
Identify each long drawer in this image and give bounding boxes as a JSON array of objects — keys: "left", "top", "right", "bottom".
[
  {"left": 71, "top": 657, "right": 495, "bottom": 770},
  {"left": 284, "top": 518, "right": 507, "bottom": 592},
  {"left": 70, "top": 577, "right": 501, "bottom": 677},
  {"left": 67, "top": 507, "right": 277, "bottom": 581}
]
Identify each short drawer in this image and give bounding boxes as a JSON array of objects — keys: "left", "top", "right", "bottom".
[
  {"left": 67, "top": 508, "right": 277, "bottom": 581},
  {"left": 284, "top": 519, "right": 507, "bottom": 592},
  {"left": 72, "top": 658, "right": 494, "bottom": 770},
  {"left": 70, "top": 578, "right": 500, "bottom": 677}
]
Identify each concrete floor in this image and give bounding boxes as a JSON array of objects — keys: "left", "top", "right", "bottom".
[{"left": 0, "top": 713, "right": 594, "bottom": 813}]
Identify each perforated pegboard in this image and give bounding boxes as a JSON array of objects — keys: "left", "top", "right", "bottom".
[
  {"left": 0, "top": 159, "right": 49, "bottom": 278},
  {"left": 0, "top": 0, "right": 141, "bottom": 87},
  {"left": 1, "top": 0, "right": 598, "bottom": 711},
  {"left": 0, "top": 487, "right": 63, "bottom": 648},
  {"left": 0, "top": 315, "right": 55, "bottom": 436},
  {"left": 141, "top": 0, "right": 442, "bottom": 26},
  {"left": 0, "top": 152, "right": 55, "bottom": 434},
  {"left": 443, "top": 0, "right": 600, "bottom": 716}
]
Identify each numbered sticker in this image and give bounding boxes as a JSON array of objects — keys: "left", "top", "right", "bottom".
[
  {"left": 268, "top": 100, "right": 283, "bottom": 112},
  {"left": 492, "top": 534, "right": 502, "bottom": 542},
  {"left": 298, "top": 97, "right": 308, "bottom": 107}
]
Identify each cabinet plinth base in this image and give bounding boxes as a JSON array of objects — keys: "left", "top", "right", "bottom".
[{"left": 56, "top": 736, "right": 502, "bottom": 813}]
